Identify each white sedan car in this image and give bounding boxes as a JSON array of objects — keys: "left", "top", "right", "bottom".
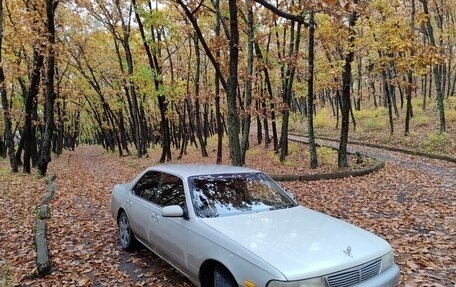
[{"left": 110, "top": 164, "right": 400, "bottom": 287}]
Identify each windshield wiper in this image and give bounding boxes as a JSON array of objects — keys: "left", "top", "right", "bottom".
[{"left": 270, "top": 203, "right": 297, "bottom": 210}]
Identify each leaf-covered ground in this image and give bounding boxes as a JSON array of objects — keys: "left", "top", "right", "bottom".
[{"left": 0, "top": 141, "right": 455, "bottom": 286}]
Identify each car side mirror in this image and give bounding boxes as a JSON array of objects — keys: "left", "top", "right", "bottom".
[{"left": 161, "top": 205, "right": 184, "bottom": 217}]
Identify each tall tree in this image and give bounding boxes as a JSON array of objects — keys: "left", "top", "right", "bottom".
[
  {"left": 338, "top": 2, "right": 358, "bottom": 168},
  {"left": 405, "top": 0, "right": 416, "bottom": 136},
  {"left": 419, "top": 0, "right": 446, "bottom": 134},
  {"left": 38, "top": 0, "right": 59, "bottom": 176},
  {"left": 22, "top": 2, "right": 46, "bottom": 173},
  {"left": 213, "top": 0, "right": 223, "bottom": 164},
  {"left": 307, "top": 9, "right": 318, "bottom": 168},
  {"left": 226, "top": 0, "right": 242, "bottom": 166},
  {"left": 176, "top": 0, "right": 243, "bottom": 165},
  {"left": 132, "top": 0, "right": 171, "bottom": 161},
  {"left": 240, "top": 0, "right": 254, "bottom": 164},
  {"left": 0, "top": 0, "right": 17, "bottom": 172}
]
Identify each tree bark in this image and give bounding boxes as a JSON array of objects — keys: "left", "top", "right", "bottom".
[
  {"left": 38, "top": 0, "right": 59, "bottom": 176},
  {"left": 226, "top": 0, "right": 242, "bottom": 166},
  {"left": 279, "top": 19, "right": 302, "bottom": 163},
  {"left": 214, "top": 0, "right": 223, "bottom": 164},
  {"left": 338, "top": 7, "right": 358, "bottom": 168},
  {"left": 132, "top": 0, "right": 170, "bottom": 161},
  {"left": 240, "top": 1, "right": 254, "bottom": 164},
  {"left": 23, "top": 46, "right": 44, "bottom": 173},
  {"left": 405, "top": 0, "right": 415, "bottom": 136},
  {"left": 193, "top": 35, "right": 208, "bottom": 157},
  {"left": 420, "top": 0, "right": 445, "bottom": 134},
  {"left": 307, "top": 10, "right": 318, "bottom": 169},
  {"left": 0, "top": 0, "right": 17, "bottom": 172}
]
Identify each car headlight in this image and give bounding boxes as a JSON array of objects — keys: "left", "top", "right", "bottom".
[
  {"left": 381, "top": 250, "right": 395, "bottom": 271},
  {"left": 267, "top": 277, "right": 326, "bottom": 287}
]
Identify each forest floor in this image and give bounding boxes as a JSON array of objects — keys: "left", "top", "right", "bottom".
[{"left": 0, "top": 133, "right": 455, "bottom": 286}]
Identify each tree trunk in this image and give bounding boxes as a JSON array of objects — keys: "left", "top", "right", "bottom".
[
  {"left": 420, "top": 0, "right": 445, "bottom": 133},
  {"left": 23, "top": 47, "right": 44, "bottom": 173},
  {"left": 214, "top": 0, "right": 223, "bottom": 164},
  {"left": 132, "top": 0, "right": 170, "bottom": 161},
  {"left": 405, "top": 0, "right": 415, "bottom": 136},
  {"left": 254, "top": 41, "right": 276, "bottom": 149},
  {"left": 193, "top": 35, "right": 208, "bottom": 157},
  {"left": 38, "top": 0, "right": 59, "bottom": 176},
  {"left": 338, "top": 7, "right": 358, "bottom": 168},
  {"left": 0, "top": 0, "right": 17, "bottom": 172},
  {"left": 307, "top": 10, "right": 317, "bottom": 169},
  {"left": 280, "top": 19, "right": 302, "bottom": 163},
  {"left": 226, "top": 0, "right": 242, "bottom": 166},
  {"left": 240, "top": 1, "right": 254, "bottom": 164}
]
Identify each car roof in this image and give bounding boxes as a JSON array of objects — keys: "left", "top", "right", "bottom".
[{"left": 145, "top": 164, "right": 262, "bottom": 179}]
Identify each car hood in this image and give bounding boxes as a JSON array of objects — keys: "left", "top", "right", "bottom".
[{"left": 201, "top": 206, "right": 391, "bottom": 280}]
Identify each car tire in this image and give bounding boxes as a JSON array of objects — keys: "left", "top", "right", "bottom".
[
  {"left": 214, "top": 265, "right": 237, "bottom": 287},
  {"left": 118, "top": 211, "right": 137, "bottom": 251}
]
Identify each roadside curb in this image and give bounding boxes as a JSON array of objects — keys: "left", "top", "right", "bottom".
[
  {"left": 35, "top": 174, "right": 57, "bottom": 277},
  {"left": 267, "top": 132, "right": 385, "bottom": 182},
  {"left": 271, "top": 159, "right": 385, "bottom": 182},
  {"left": 310, "top": 135, "right": 456, "bottom": 163}
]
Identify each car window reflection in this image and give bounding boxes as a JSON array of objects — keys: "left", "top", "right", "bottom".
[
  {"left": 189, "top": 173, "right": 296, "bottom": 218},
  {"left": 133, "top": 171, "right": 161, "bottom": 201},
  {"left": 157, "top": 174, "right": 185, "bottom": 207},
  {"left": 133, "top": 172, "right": 185, "bottom": 209}
]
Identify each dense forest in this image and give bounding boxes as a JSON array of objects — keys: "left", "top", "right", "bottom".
[{"left": 0, "top": 0, "right": 454, "bottom": 175}]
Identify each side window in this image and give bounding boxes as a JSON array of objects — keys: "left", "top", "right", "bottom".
[
  {"left": 155, "top": 173, "right": 185, "bottom": 207},
  {"left": 133, "top": 171, "right": 161, "bottom": 202}
]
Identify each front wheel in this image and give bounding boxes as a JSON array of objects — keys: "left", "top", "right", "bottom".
[
  {"left": 214, "top": 265, "right": 237, "bottom": 287},
  {"left": 118, "top": 211, "right": 136, "bottom": 251}
]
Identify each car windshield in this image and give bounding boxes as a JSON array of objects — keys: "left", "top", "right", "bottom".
[{"left": 188, "top": 172, "right": 297, "bottom": 218}]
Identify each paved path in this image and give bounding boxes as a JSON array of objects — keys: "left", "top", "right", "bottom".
[{"left": 288, "top": 134, "right": 456, "bottom": 186}]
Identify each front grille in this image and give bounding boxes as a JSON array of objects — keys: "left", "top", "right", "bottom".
[{"left": 325, "top": 259, "right": 382, "bottom": 287}]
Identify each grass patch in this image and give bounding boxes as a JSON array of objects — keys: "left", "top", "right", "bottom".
[
  {"left": 353, "top": 109, "right": 370, "bottom": 120},
  {"left": 445, "top": 106, "right": 456, "bottom": 122},
  {"left": 314, "top": 108, "right": 333, "bottom": 129},
  {"left": 288, "top": 142, "right": 301, "bottom": 155},
  {"left": 246, "top": 147, "right": 260, "bottom": 157},
  {"left": 0, "top": 262, "right": 12, "bottom": 287},
  {"left": 365, "top": 118, "right": 385, "bottom": 131},
  {"left": 423, "top": 133, "right": 449, "bottom": 153},
  {"left": 412, "top": 114, "right": 430, "bottom": 128},
  {"left": 318, "top": 146, "right": 337, "bottom": 165},
  {"left": 0, "top": 166, "right": 11, "bottom": 177}
]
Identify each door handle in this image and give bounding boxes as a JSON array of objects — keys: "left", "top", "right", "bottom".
[{"left": 151, "top": 212, "right": 159, "bottom": 221}]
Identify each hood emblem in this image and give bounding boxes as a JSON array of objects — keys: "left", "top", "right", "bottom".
[{"left": 343, "top": 246, "right": 353, "bottom": 257}]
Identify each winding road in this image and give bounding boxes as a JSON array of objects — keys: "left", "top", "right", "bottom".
[{"left": 288, "top": 133, "right": 456, "bottom": 184}]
